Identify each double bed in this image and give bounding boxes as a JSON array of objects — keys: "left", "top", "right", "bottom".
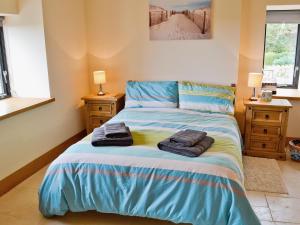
[{"left": 39, "top": 107, "right": 260, "bottom": 225}]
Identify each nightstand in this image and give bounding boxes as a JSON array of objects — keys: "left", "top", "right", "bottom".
[
  {"left": 244, "top": 99, "right": 292, "bottom": 160},
  {"left": 82, "top": 93, "right": 125, "bottom": 134}
]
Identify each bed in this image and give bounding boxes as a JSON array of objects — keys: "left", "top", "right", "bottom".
[{"left": 39, "top": 107, "right": 260, "bottom": 225}]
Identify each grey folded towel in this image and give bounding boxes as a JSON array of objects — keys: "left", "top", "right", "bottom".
[
  {"left": 158, "top": 136, "right": 214, "bottom": 157},
  {"left": 92, "top": 126, "right": 133, "bottom": 147},
  {"left": 104, "top": 122, "right": 129, "bottom": 138},
  {"left": 170, "top": 129, "right": 207, "bottom": 147}
]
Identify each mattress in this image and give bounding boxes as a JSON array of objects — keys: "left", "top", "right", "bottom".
[{"left": 39, "top": 108, "right": 260, "bottom": 225}]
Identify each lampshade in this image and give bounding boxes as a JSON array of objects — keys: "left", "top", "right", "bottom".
[
  {"left": 248, "top": 73, "right": 263, "bottom": 88},
  {"left": 93, "top": 71, "right": 106, "bottom": 84}
]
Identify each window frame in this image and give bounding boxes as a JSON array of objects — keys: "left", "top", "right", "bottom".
[
  {"left": 263, "top": 22, "right": 300, "bottom": 89},
  {"left": 0, "top": 26, "right": 11, "bottom": 100}
]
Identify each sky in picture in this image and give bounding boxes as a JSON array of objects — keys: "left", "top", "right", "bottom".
[{"left": 149, "top": 0, "right": 211, "bottom": 11}]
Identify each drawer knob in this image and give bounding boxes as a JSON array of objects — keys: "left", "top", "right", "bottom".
[
  {"left": 265, "top": 114, "right": 270, "bottom": 120},
  {"left": 262, "top": 143, "right": 266, "bottom": 148},
  {"left": 100, "top": 120, "right": 103, "bottom": 123},
  {"left": 263, "top": 129, "right": 268, "bottom": 134},
  {"left": 99, "top": 107, "right": 103, "bottom": 111}
]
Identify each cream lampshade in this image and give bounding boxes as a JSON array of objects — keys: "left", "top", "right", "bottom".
[
  {"left": 248, "top": 72, "right": 263, "bottom": 101},
  {"left": 93, "top": 71, "right": 106, "bottom": 96}
]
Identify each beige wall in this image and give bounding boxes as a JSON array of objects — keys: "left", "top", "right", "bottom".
[
  {"left": 237, "top": 0, "right": 300, "bottom": 137},
  {"left": 86, "top": 0, "right": 242, "bottom": 94},
  {"left": 0, "top": 0, "right": 89, "bottom": 180},
  {"left": 0, "top": 0, "right": 18, "bottom": 15}
]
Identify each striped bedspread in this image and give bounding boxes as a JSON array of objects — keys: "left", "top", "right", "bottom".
[{"left": 39, "top": 108, "right": 260, "bottom": 225}]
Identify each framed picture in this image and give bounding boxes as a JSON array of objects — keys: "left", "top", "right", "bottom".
[{"left": 149, "top": 0, "right": 212, "bottom": 40}]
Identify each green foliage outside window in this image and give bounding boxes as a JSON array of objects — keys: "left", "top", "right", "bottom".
[{"left": 264, "top": 24, "right": 297, "bottom": 66}]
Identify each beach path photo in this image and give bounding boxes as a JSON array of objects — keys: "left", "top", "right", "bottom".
[{"left": 149, "top": 0, "right": 212, "bottom": 40}]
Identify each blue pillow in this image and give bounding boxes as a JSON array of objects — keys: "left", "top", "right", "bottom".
[
  {"left": 178, "top": 81, "right": 235, "bottom": 114},
  {"left": 125, "top": 81, "right": 178, "bottom": 108}
]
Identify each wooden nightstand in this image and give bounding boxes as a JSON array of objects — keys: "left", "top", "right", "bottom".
[
  {"left": 82, "top": 93, "right": 125, "bottom": 134},
  {"left": 244, "top": 99, "right": 292, "bottom": 160}
]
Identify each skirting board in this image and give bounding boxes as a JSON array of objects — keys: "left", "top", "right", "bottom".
[{"left": 0, "top": 130, "right": 86, "bottom": 197}]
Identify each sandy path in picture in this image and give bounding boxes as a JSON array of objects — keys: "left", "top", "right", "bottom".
[{"left": 150, "top": 14, "right": 207, "bottom": 40}]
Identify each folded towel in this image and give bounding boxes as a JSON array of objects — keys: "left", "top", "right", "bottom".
[
  {"left": 158, "top": 136, "right": 214, "bottom": 157},
  {"left": 92, "top": 126, "right": 133, "bottom": 147},
  {"left": 104, "top": 122, "right": 129, "bottom": 138},
  {"left": 170, "top": 129, "right": 207, "bottom": 147}
]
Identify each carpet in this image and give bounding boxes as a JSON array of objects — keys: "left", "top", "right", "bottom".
[{"left": 243, "top": 156, "right": 288, "bottom": 194}]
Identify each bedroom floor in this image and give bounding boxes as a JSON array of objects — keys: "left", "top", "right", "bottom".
[{"left": 0, "top": 159, "right": 299, "bottom": 225}]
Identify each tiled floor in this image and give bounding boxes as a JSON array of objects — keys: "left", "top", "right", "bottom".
[
  {"left": 0, "top": 158, "right": 299, "bottom": 225},
  {"left": 247, "top": 158, "right": 300, "bottom": 225}
]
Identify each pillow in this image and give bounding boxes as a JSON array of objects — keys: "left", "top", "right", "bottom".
[
  {"left": 178, "top": 81, "right": 235, "bottom": 114},
  {"left": 125, "top": 81, "right": 178, "bottom": 108}
]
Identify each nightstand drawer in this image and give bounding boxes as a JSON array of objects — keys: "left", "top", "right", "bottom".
[
  {"left": 250, "top": 141, "right": 278, "bottom": 152},
  {"left": 251, "top": 126, "right": 281, "bottom": 137},
  {"left": 251, "top": 135, "right": 279, "bottom": 142},
  {"left": 252, "top": 110, "right": 282, "bottom": 124},
  {"left": 89, "top": 116, "right": 109, "bottom": 130},
  {"left": 89, "top": 103, "right": 112, "bottom": 116}
]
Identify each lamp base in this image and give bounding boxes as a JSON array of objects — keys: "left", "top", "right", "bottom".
[
  {"left": 97, "top": 83, "right": 105, "bottom": 96},
  {"left": 249, "top": 87, "right": 259, "bottom": 101},
  {"left": 249, "top": 97, "right": 259, "bottom": 101},
  {"left": 97, "top": 91, "right": 105, "bottom": 96}
]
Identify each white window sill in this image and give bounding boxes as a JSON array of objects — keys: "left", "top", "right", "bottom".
[
  {"left": 273, "top": 88, "right": 300, "bottom": 101},
  {"left": 0, "top": 97, "right": 55, "bottom": 121}
]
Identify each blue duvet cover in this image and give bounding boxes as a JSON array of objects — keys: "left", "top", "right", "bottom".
[{"left": 39, "top": 108, "right": 260, "bottom": 225}]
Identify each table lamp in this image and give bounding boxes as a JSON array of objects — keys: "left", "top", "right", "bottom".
[
  {"left": 248, "top": 72, "right": 263, "bottom": 101},
  {"left": 93, "top": 71, "right": 106, "bottom": 96}
]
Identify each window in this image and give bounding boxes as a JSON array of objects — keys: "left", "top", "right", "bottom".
[
  {"left": 263, "top": 10, "right": 300, "bottom": 89},
  {"left": 0, "top": 17, "right": 10, "bottom": 99}
]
